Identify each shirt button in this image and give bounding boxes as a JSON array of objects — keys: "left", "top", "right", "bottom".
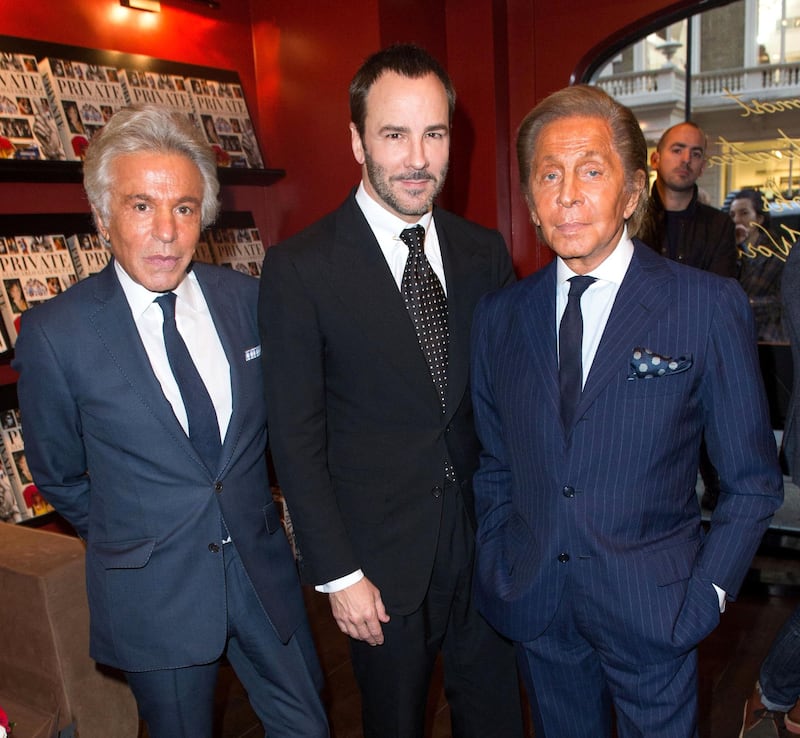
[
  {"left": 562, "top": 486, "right": 575, "bottom": 498},
  {"left": 558, "top": 552, "right": 570, "bottom": 563},
  {"left": 431, "top": 486, "right": 442, "bottom": 499},
  {"left": 214, "top": 482, "right": 223, "bottom": 493},
  {"left": 208, "top": 543, "right": 220, "bottom": 553}
]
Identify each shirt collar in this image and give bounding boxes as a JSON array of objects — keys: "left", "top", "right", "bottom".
[
  {"left": 355, "top": 181, "right": 434, "bottom": 240},
  {"left": 114, "top": 260, "right": 201, "bottom": 319},
  {"left": 556, "top": 225, "right": 634, "bottom": 287}
]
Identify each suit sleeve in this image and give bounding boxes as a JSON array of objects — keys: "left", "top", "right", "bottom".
[
  {"left": 699, "top": 278, "right": 783, "bottom": 597},
  {"left": 258, "top": 245, "right": 359, "bottom": 585},
  {"left": 13, "top": 313, "right": 91, "bottom": 538},
  {"left": 470, "top": 293, "right": 515, "bottom": 569}
]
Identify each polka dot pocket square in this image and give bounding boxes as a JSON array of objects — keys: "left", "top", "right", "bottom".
[{"left": 628, "top": 347, "right": 693, "bottom": 380}]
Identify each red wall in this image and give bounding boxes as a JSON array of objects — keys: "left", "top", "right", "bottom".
[{"left": 0, "top": 0, "right": 691, "bottom": 274}]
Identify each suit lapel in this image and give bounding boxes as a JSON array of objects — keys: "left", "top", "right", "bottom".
[
  {"left": 325, "top": 198, "right": 442, "bottom": 410},
  {"left": 518, "top": 263, "right": 562, "bottom": 424},
  {"left": 576, "top": 242, "right": 675, "bottom": 421}
]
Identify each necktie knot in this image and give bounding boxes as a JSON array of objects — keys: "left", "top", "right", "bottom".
[
  {"left": 567, "top": 275, "right": 596, "bottom": 300},
  {"left": 155, "top": 291, "right": 177, "bottom": 319},
  {"left": 400, "top": 225, "right": 425, "bottom": 256}
]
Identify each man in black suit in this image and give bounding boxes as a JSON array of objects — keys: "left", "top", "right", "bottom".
[{"left": 259, "top": 44, "right": 523, "bottom": 738}]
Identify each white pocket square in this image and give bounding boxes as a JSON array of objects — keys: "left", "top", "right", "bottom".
[{"left": 245, "top": 345, "right": 261, "bottom": 361}]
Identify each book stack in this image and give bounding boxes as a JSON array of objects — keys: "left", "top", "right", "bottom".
[
  {"left": 118, "top": 68, "right": 197, "bottom": 124},
  {"left": 38, "top": 57, "right": 126, "bottom": 160},
  {"left": 0, "top": 51, "right": 66, "bottom": 160},
  {"left": 67, "top": 231, "right": 111, "bottom": 280},
  {"left": 0, "top": 408, "right": 52, "bottom": 521},
  {"left": 207, "top": 225, "right": 264, "bottom": 277},
  {"left": 185, "top": 76, "right": 263, "bottom": 168},
  {"left": 0, "top": 232, "right": 78, "bottom": 346}
]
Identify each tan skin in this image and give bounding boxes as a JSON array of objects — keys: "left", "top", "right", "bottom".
[
  {"left": 93, "top": 152, "right": 203, "bottom": 292},
  {"left": 332, "top": 73, "right": 452, "bottom": 647},
  {"left": 527, "top": 116, "right": 644, "bottom": 274}
]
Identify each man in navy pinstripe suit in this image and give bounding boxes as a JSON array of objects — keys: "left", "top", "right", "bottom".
[{"left": 470, "top": 85, "right": 784, "bottom": 737}]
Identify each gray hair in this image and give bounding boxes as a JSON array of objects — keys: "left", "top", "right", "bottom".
[{"left": 83, "top": 103, "right": 220, "bottom": 235}]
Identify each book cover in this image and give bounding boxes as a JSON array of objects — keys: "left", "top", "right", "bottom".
[
  {"left": 0, "top": 52, "right": 66, "bottom": 160},
  {"left": 118, "top": 68, "right": 196, "bottom": 122},
  {"left": 207, "top": 226, "right": 264, "bottom": 277},
  {"left": 67, "top": 231, "right": 111, "bottom": 280},
  {"left": 0, "top": 408, "right": 52, "bottom": 521},
  {"left": 194, "top": 230, "right": 214, "bottom": 265},
  {"left": 0, "top": 233, "right": 78, "bottom": 346},
  {"left": 38, "top": 57, "right": 125, "bottom": 160},
  {"left": 184, "top": 77, "right": 264, "bottom": 169}
]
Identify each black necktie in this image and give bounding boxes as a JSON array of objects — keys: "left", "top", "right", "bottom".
[
  {"left": 400, "top": 225, "right": 449, "bottom": 410},
  {"left": 559, "top": 275, "right": 596, "bottom": 429},
  {"left": 155, "top": 292, "right": 221, "bottom": 472}
]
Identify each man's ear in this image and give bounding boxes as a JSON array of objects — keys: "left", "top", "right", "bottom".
[
  {"left": 92, "top": 207, "right": 110, "bottom": 243},
  {"left": 650, "top": 150, "right": 660, "bottom": 169},
  {"left": 350, "top": 122, "right": 365, "bottom": 166}
]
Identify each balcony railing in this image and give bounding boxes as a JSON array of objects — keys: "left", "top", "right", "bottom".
[{"left": 594, "top": 61, "right": 800, "bottom": 110}]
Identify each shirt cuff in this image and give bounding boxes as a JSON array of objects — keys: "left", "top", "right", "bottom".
[
  {"left": 713, "top": 583, "right": 726, "bottom": 612},
  {"left": 315, "top": 569, "right": 364, "bottom": 593}
]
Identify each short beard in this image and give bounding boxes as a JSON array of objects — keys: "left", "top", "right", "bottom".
[{"left": 364, "top": 149, "right": 447, "bottom": 217}]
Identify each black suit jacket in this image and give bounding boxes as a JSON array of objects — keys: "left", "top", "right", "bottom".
[{"left": 259, "top": 193, "right": 515, "bottom": 614}]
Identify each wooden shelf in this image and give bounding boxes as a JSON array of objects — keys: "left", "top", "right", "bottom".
[{"left": 0, "top": 160, "right": 286, "bottom": 186}]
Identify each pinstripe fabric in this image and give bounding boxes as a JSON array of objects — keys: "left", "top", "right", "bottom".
[{"left": 470, "top": 241, "right": 783, "bottom": 735}]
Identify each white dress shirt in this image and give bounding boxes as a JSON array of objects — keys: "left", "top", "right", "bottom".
[{"left": 114, "top": 262, "right": 232, "bottom": 442}]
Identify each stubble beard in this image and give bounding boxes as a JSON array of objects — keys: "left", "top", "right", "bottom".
[{"left": 364, "top": 149, "right": 448, "bottom": 218}]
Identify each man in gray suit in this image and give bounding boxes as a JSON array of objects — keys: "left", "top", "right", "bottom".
[{"left": 13, "top": 104, "right": 328, "bottom": 738}]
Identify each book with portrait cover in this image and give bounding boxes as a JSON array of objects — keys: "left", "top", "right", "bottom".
[
  {"left": 194, "top": 230, "right": 214, "bottom": 265},
  {"left": 67, "top": 231, "right": 111, "bottom": 280},
  {"left": 38, "top": 57, "right": 125, "bottom": 160},
  {"left": 0, "top": 51, "right": 66, "bottom": 161},
  {"left": 184, "top": 76, "right": 263, "bottom": 169},
  {"left": 0, "top": 408, "right": 52, "bottom": 521},
  {"left": 0, "top": 458, "right": 23, "bottom": 524},
  {"left": 118, "top": 68, "right": 197, "bottom": 122},
  {"left": 0, "top": 233, "right": 78, "bottom": 346},
  {"left": 207, "top": 225, "right": 264, "bottom": 277}
]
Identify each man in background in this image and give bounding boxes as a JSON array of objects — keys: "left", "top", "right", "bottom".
[
  {"left": 259, "top": 44, "right": 523, "bottom": 738},
  {"left": 13, "top": 104, "right": 328, "bottom": 738},
  {"left": 639, "top": 121, "right": 737, "bottom": 277},
  {"left": 470, "top": 85, "right": 782, "bottom": 737},
  {"left": 639, "top": 121, "right": 739, "bottom": 509}
]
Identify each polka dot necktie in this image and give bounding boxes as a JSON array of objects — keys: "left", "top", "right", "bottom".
[
  {"left": 156, "top": 292, "right": 222, "bottom": 473},
  {"left": 400, "top": 225, "right": 449, "bottom": 410},
  {"left": 400, "top": 225, "right": 454, "bottom": 482},
  {"left": 559, "top": 275, "right": 596, "bottom": 429}
]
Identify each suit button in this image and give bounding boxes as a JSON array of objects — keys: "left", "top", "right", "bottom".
[
  {"left": 208, "top": 543, "right": 220, "bottom": 553},
  {"left": 562, "top": 486, "right": 575, "bottom": 498},
  {"left": 431, "top": 486, "right": 442, "bottom": 499},
  {"left": 558, "top": 552, "right": 570, "bottom": 563},
  {"left": 214, "top": 482, "right": 223, "bottom": 493}
]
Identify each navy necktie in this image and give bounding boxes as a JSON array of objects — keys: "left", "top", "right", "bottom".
[
  {"left": 400, "top": 225, "right": 449, "bottom": 410},
  {"left": 155, "top": 292, "right": 221, "bottom": 472},
  {"left": 559, "top": 275, "right": 596, "bottom": 429}
]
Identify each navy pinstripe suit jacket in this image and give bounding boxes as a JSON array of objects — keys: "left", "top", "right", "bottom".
[{"left": 470, "top": 240, "right": 783, "bottom": 662}]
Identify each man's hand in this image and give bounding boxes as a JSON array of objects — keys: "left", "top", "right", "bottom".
[{"left": 329, "top": 577, "right": 390, "bottom": 646}]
